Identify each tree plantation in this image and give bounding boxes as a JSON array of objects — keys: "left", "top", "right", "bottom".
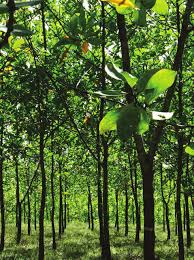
[{"left": 0, "top": 0, "right": 193, "bottom": 259}]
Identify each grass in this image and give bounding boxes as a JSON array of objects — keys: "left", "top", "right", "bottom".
[{"left": 0, "top": 222, "right": 193, "bottom": 259}]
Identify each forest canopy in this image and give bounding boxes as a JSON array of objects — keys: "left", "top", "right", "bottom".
[{"left": 0, "top": 0, "right": 193, "bottom": 259}]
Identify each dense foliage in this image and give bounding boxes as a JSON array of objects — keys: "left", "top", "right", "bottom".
[{"left": 0, "top": 0, "right": 193, "bottom": 259}]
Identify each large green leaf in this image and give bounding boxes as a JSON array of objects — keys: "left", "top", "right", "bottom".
[
  {"left": 117, "top": 104, "right": 140, "bottom": 139},
  {"left": 99, "top": 109, "right": 120, "bottom": 134},
  {"left": 106, "top": 63, "right": 138, "bottom": 87},
  {"left": 136, "top": 69, "right": 159, "bottom": 93},
  {"left": 117, "top": 104, "right": 149, "bottom": 139},
  {"left": 185, "top": 143, "right": 194, "bottom": 156},
  {"left": 145, "top": 69, "right": 177, "bottom": 103},
  {"left": 152, "top": 0, "right": 168, "bottom": 15}
]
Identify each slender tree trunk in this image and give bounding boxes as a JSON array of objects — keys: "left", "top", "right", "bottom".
[
  {"left": 58, "top": 163, "right": 63, "bottom": 238},
  {"left": 175, "top": 201, "right": 177, "bottom": 235},
  {"left": 34, "top": 192, "right": 37, "bottom": 231},
  {"left": 38, "top": 123, "right": 46, "bottom": 260},
  {"left": 115, "top": 189, "right": 119, "bottom": 232},
  {"left": 183, "top": 204, "right": 186, "bottom": 231},
  {"left": 27, "top": 171, "right": 31, "bottom": 236},
  {"left": 124, "top": 184, "right": 129, "bottom": 237},
  {"left": 176, "top": 133, "right": 185, "bottom": 260},
  {"left": 50, "top": 139, "right": 56, "bottom": 250},
  {"left": 87, "top": 189, "right": 91, "bottom": 229},
  {"left": 142, "top": 161, "right": 155, "bottom": 260},
  {"left": 0, "top": 119, "right": 5, "bottom": 251},
  {"left": 88, "top": 184, "right": 94, "bottom": 231},
  {"left": 160, "top": 164, "right": 170, "bottom": 240},
  {"left": 129, "top": 153, "right": 140, "bottom": 242},
  {"left": 63, "top": 176, "right": 67, "bottom": 231},
  {"left": 15, "top": 159, "right": 21, "bottom": 244},
  {"left": 102, "top": 138, "right": 111, "bottom": 259},
  {"left": 163, "top": 205, "right": 166, "bottom": 232},
  {"left": 90, "top": 192, "right": 94, "bottom": 231},
  {"left": 165, "top": 204, "right": 171, "bottom": 240},
  {"left": 23, "top": 201, "right": 26, "bottom": 224},
  {"left": 184, "top": 155, "right": 191, "bottom": 248}
]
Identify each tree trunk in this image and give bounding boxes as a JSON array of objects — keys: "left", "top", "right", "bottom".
[
  {"left": 88, "top": 184, "right": 94, "bottom": 231},
  {"left": 63, "top": 176, "right": 67, "bottom": 231},
  {"left": 50, "top": 141, "right": 56, "bottom": 250},
  {"left": 58, "top": 163, "right": 63, "bottom": 238},
  {"left": 102, "top": 138, "right": 111, "bottom": 259},
  {"left": 15, "top": 159, "right": 21, "bottom": 244},
  {"left": 38, "top": 124, "right": 46, "bottom": 260},
  {"left": 176, "top": 134, "right": 185, "bottom": 260},
  {"left": 142, "top": 161, "right": 155, "bottom": 260},
  {"left": 184, "top": 193, "right": 191, "bottom": 248},
  {"left": 27, "top": 168, "right": 31, "bottom": 236},
  {"left": 124, "top": 184, "right": 129, "bottom": 237},
  {"left": 165, "top": 204, "right": 171, "bottom": 240},
  {"left": 87, "top": 188, "right": 91, "bottom": 229},
  {"left": 34, "top": 192, "right": 37, "bottom": 231},
  {"left": 0, "top": 120, "right": 5, "bottom": 251},
  {"left": 115, "top": 189, "right": 119, "bottom": 232}
]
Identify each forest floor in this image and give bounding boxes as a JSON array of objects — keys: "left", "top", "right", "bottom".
[{"left": 0, "top": 222, "right": 193, "bottom": 259}]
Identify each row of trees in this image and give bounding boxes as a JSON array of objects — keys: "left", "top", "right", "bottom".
[{"left": 0, "top": 0, "right": 193, "bottom": 259}]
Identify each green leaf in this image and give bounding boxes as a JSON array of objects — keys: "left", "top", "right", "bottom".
[
  {"left": 145, "top": 69, "right": 177, "bottom": 103},
  {"left": 106, "top": 63, "right": 138, "bottom": 87},
  {"left": 136, "top": 69, "right": 159, "bottom": 93},
  {"left": 99, "top": 109, "right": 121, "bottom": 134},
  {"left": 54, "top": 37, "right": 79, "bottom": 49},
  {"left": 151, "top": 111, "right": 174, "bottom": 120},
  {"left": 12, "top": 38, "right": 25, "bottom": 51},
  {"left": 69, "top": 15, "right": 80, "bottom": 34},
  {"left": 15, "top": 0, "right": 41, "bottom": 8},
  {"left": 117, "top": 104, "right": 140, "bottom": 139},
  {"left": 138, "top": 109, "right": 150, "bottom": 134},
  {"left": 120, "top": 71, "right": 138, "bottom": 87},
  {"left": 185, "top": 143, "right": 194, "bottom": 156},
  {"left": 0, "top": 4, "right": 8, "bottom": 14},
  {"left": 12, "top": 25, "right": 33, "bottom": 36},
  {"left": 141, "top": 0, "right": 156, "bottom": 9},
  {"left": 105, "top": 63, "right": 123, "bottom": 80},
  {"left": 116, "top": 6, "right": 133, "bottom": 15},
  {"left": 93, "top": 90, "right": 126, "bottom": 98},
  {"left": 152, "top": 0, "right": 168, "bottom": 15},
  {"left": 134, "top": 8, "right": 147, "bottom": 27},
  {"left": 0, "top": 24, "right": 33, "bottom": 36}
]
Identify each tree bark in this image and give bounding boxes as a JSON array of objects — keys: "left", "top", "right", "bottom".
[
  {"left": 15, "top": 158, "right": 21, "bottom": 244},
  {"left": 58, "top": 164, "right": 63, "bottom": 238},
  {"left": 0, "top": 119, "right": 5, "bottom": 251},
  {"left": 184, "top": 156, "right": 191, "bottom": 248},
  {"left": 142, "top": 161, "right": 155, "bottom": 260},
  {"left": 124, "top": 184, "right": 129, "bottom": 237},
  {"left": 27, "top": 169, "right": 31, "bottom": 236},
  {"left": 102, "top": 138, "right": 111, "bottom": 259},
  {"left": 38, "top": 123, "right": 46, "bottom": 260},
  {"left": 50, "top": 139, "right": 56, "bottom": 250},
  {"left": 115, "top": 189, "right": 119, "bottom": 232}
]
